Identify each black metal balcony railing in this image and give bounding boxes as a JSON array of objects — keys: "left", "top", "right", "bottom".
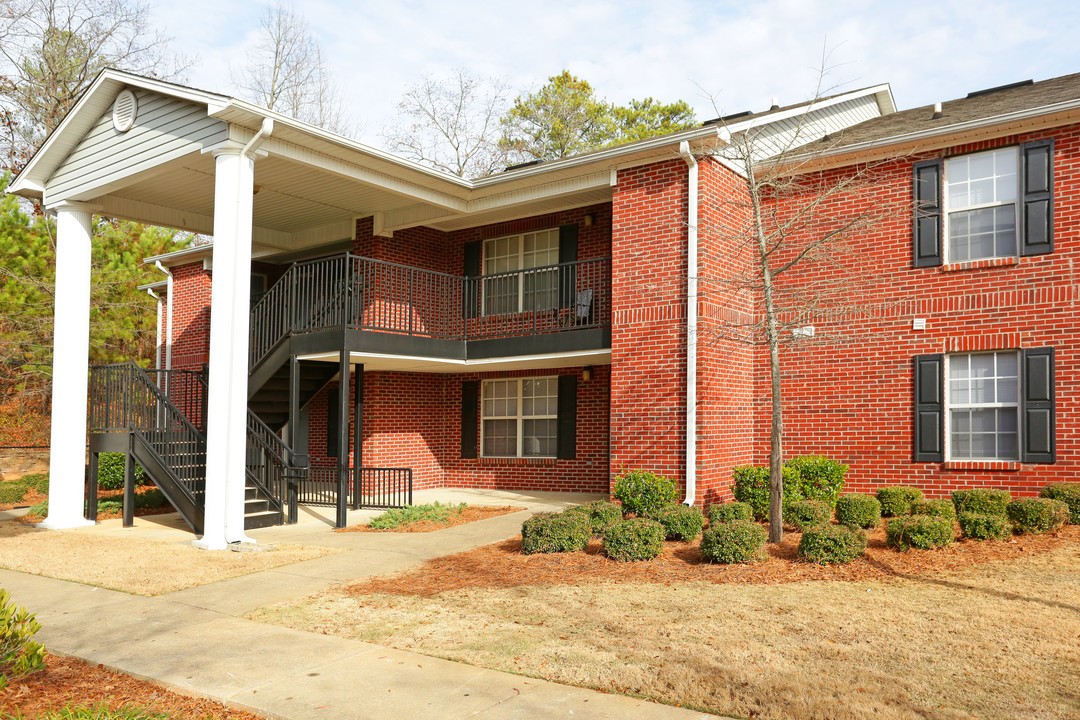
[{"left": 250, "top": 253, "right": 611, "bottom": 368}]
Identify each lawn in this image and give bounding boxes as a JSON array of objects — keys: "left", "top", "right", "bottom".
[{"left": 251, "top": 527, "right": 1080, "bottom": 720}]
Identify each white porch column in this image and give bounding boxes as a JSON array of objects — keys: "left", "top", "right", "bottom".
[
  {"left": 40, "top": 202, "right": 97, "bottom": 529},
  {"left": 196, "top": 143, "right": 256, "bottom": 549}
]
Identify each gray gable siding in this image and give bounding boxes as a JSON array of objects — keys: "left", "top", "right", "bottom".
[
  {"left": 737, "top": 94, "right": 882, "bottom": 162},
  {"left": 46, "top": 88, "right": 228, "bottom": 204}
]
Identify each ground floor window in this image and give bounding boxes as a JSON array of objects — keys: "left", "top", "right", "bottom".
[
  {"left": 946, "top": 351, "right": 1019, "bottom": 461},
  {"left": 481, "top": 377, "right": 558, "bottom": 457}
]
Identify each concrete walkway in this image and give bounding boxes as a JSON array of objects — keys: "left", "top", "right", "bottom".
[{"left": 2, "top": 490, "right": 713, "bottom": 719}]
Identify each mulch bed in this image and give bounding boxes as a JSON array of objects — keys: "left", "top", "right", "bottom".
[
  {"left": 337, "top": 505, "right": 522, "bottom": 533},
  {"left": 344, "top": 523, "right": 1080, "bottom": 597},
  {"left": 0, "top": 654, "right": 263, "bottom": 719}
]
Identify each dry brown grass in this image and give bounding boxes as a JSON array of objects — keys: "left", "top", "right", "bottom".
[
  {"left": 252, "top": 537, "right": 1080, "bottom": 720},
  {"left": 0, "top": 521, "right": 340, "bottom": 595}
]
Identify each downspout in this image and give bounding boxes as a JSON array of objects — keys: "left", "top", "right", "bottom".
[
  {"left": 154, "top": 261, "right": 174, "bottom": 370},
  {"left": 243, "top": 117, "right": 275, "bottom": 158},
  {"left": 679, "top": 141, "right": 698, "bottom": 507},
  {"left": 146, "top": 287, "right": 163, "bottom": 370}
]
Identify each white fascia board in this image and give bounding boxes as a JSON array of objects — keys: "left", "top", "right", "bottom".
[
  {"left": 137, "top": 279, "right": 168, "bottom": 292},
  {"left": 7, "top": 69, "right": 228, "bottom": 198},
  {"left": 144, "top": 244, "right": 213, "bottom": 267}
]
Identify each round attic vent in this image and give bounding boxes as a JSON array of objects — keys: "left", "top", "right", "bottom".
[{"left": 112, "top": 89, "right": 138, "bottom": 132}]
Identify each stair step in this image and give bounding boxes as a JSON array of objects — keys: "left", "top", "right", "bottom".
[
  {"left": 245, "top": 498, "right": 270, "bottom": 514},
  {"left": 244, "top": 509, "right": 283, "bottom": 530}
]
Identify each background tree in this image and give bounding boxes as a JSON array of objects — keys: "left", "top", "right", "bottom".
[
  {"left": 381, "top": 67, "right": 510, "bottom": 179},
  {"left": 700, "top": 90, "right": 905, "bottom": 543},
  {"left": 611, "top": 97, "right": 696, "bottom": 144},
  {"left": 233, "top": 2, "right": 352, "bottom": 136},
  {"left": 0, "top": 0, "right": 188, "bottom": 173}
]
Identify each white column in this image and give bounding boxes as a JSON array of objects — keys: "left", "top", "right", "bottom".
[
  {"left": 195, "top": 143, "right": 256, "bottom": 549},
  {"left": 40, "top": 202, "right": 97, "bottom": 529}
]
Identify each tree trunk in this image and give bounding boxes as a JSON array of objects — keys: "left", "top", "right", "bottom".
[{"left": 763, "top": 265, "right": 784, "bottom": 544}]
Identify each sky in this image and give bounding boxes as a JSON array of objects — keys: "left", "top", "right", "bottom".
[{"left": 147, "top": 0, "right": 1080, "bottom": 146}]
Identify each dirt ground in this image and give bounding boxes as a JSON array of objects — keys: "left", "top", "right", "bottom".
[
  {"left": 252, "top": 524, "right": 1080, "bottom": 720},
  {"left": 0, "top": 522, "right": 340, "bottom": 596},
  {"left": 0, "top": 654, "right": 263, "bottom": 719},
  {"left": 337, "top": 505, "right": 522, "bottom": 533}
]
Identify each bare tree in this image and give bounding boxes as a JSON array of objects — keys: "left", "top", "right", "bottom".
[
  {"left": 700, "top": 78, "right": 907, "bottom": 543},
  {"left": 233, "top": 2, "right": 353, "bottom": 136},
  {"left": 0, "top": 0, "right": 190, "bottom": 172},
  {"left": 381, "top": 67, "right": 510, "bottom": 179}
]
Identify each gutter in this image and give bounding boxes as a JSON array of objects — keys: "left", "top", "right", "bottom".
[
  {"left": 154, "top": 261, "right": 174, "bottom": 370},
  {"left": 679, "top": 141, "right": 698, "bottom": 506}
]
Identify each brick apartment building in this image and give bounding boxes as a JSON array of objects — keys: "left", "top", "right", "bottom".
[{"left": 8, "top": 69, "right": 1078, "bottom": 544}]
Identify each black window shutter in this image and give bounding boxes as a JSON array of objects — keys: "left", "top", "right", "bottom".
[
  {"left": 913, "top": 354, "right": 944, "bottom": 462},
  {"left": 463, "top": 241, "right": 482, "bottom": 319},
  {"left": 1020, "top": 139, "right": 1054, "bottom": 256},
  {"left": 1021, "top": 348, "right": 1056, "bottom": 463},
  {"left": 327, "top": 388, "right": 340, "bottom": 457},
  {"left": 913, "top": 159, "right": 943, "bottom": 267},
  {"left": 557, "top": 374, "right": 577, "bottom": 459},
  {"left": 461, "top": 380, "right": 479, "bottom": 458},
  {"left": 558, "top": 224, "right": 578, "bottom": 308}
]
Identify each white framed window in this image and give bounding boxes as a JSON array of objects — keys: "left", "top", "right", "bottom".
[
  {"left": 482, "top": 228, "right": 559, "bottom": 314},
  {"left": 481, "top": 377, "right": 558, "bottom": 457},
  {"left": 944, "top": 147, "right": 1019, "bottom": 263},
  {"left": 946, "top": 351, "right": 1019, "bottom": 461}
]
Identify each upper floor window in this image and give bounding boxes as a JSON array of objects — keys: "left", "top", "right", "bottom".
[
  {"left": 945, "top": 148, "right": 1018, "bottom": 263},
  {"left": 483, "top": 229, "right": 559, "bottom": 314}
]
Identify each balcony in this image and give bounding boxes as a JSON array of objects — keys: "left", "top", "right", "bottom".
[{"left": 249, "top": 253, "right": 612, "bottom": 371}]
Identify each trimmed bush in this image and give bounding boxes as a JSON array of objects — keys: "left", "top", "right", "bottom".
[
  {"left": 785, "top": 455, "right": 848, "bottom": 507},
  {"left": 652, "top": 504, "right": 704, "bottom": 541},
  {"left": 700, "top": 520, "right": 767, "bottom": 564},
  {"left": 886, "top": 515, "right": 954, "bottom": 551},
  {"left": 1039, "top": 483, "right": 1080, "bottom": 524},
  {"left": 1007, "top": 498, "right": 1069, "bottom": 535},
  {"left": 784, "top": 499, "right": 832, "bottom": 531},
  {"left": 612, "top": 470, "right": 678, "bottom": 518},
  {"left": 731, "top": 465, "right": 801, "bottom": 521},
  {"left": 97, "top": 453, "right": 146, "bottom": 491},
  {"left": 20, "top": 474, "right": 48, "bottom": 495},
  {"left": 797, "top": 524, "right": 867, "bottom": 564},
  {"left": 0, "top": 483, "right": 29, "bottom": 505},
  {"left": 521, "top": 511, "right": 592, "bottom": 554},
  {"left": 564, "top": 501, "right": 623, "bottom": 535},
  {"left": 958, "top": 512, "right": 1011, "bottom": 541},
  {"left": 835, "top": 494, "right": 881, "bottom": 529},
  {"left": 708, "top": 501, "right": 753, "bottom": 525},
  {"left": 370, "top": 502, "right": 465, "bottom": 529},
  {"left": 26, "top": 501, "right": 47, "bottom": 517},
  {"left": 602, "top": 519, "right": 665, "bottom": 562},
  {"left": 951, "top": 488, "right": 1011, "bottom": 517},
  {"left": 877, "top": 486, "right": 924, "bottom": 517},
  {"left": 909, "top": 498, "right": 956, "bottom": 520},
  {"left": 134, "top": 489, "right": 168, "bottom": 509},
  {"left": 0, "top": 589, "right": 46, "bottom": 691}
]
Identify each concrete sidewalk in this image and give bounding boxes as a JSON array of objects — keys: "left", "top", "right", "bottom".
[{"left": 1, "top": 491, "right": 713, "bottom": 719}]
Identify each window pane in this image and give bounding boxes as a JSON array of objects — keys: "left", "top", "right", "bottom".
[
  {"left": 523, "top": 418, "right": 557, "bottom": 457},
  {"left": 970, "top": 432, "right": 997, "bottom": 458},
  {"left": 970, "top": 408, "right": 996, "bottom": 432},
  {"left": 998, "top": 432, "right": 1019, "bottom": 460},
  {"left": 483, "top": 419, "right": 517, "bottom": 456}
]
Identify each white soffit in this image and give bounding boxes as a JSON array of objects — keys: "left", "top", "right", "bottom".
[{"left": 297, "top": 349, "right": 612, "bottom": 374}]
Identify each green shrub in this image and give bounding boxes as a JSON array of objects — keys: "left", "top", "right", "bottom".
[
  {"left": 797, "top": 524, "right": 867, "bottom": 564},
  {"left": 708, "top": 501, "right": 753, "bottom": 525},
  {"left": 784, "top": 499, "right": 832, "bottom": 531},
  {"left": 834, "top": 494, "right": 881, "bottom": 529},
  {"left": 96, "top": 499, "right": 122, "bottom": 514},
  {"left": 0, "top": 588, "right": 46, "bottom": 691},
  {"left": 951, "top": 488, "right": 1011, "bottom": 517},
  {"left": 602, "top": 518, "right": 665, "bottom": 562},
  {"left": 876, "top": 486, "right": 924, "bottom": 517},
  {"left": 785, "top": 455, "right": 848, "bottom": 507},
  {"left": 909, "top": 498, "right": 956, "bottom": 520},
  {"left": 651, "top": 504, "right": 704, "bottom": 541},
  {"left": 886, "top": 515, "right": 954, "bottom": 551},
  {"left": 1006, "top": 498, "right": 1069, "bottom": 535},
  {"left": 564, "top": 501, "right": 623, "bottom": 535},
  {"left": 0, "top": 482, "right": 29, "bottom": 505},
  {"left": 612, "top": 470, "right": 678, "bottom": 518},
  {"left": 958, "top": 512, "right": 1011, "bottom": 541},
  {"left": 521, "top": 511, "right": 592, "bottom": 554},
  {"left": 731, "top": 465, "right": 801, "bottom": 520},
  {"left": 20, "top": 473, "right": 49, "bottom": 495},
  {"left": 369, "top": 501, "right": 465, "bottom": 529},
  {"left": 1039, "top": 483, "right": 1080, "bottom": 524},
  {"left": 700, "top": 520, "right": 767, "bottom": 564},
  {"left": 134, "top": 489, "right": 168, "bottom": 509},
  {"left": 27, "top": 500, "right": 47, "bottom": 517},
  {"left": 97, "top": 453, "right": 146, "bottom": 491}
]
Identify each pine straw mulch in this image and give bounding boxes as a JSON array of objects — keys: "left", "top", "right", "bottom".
[
  {"left": 336, "top": 505, "right": 523, "bottom": 533},
  {"left": 18, "top": 485, "right": 179, "bottom": 524},
  {"left": 0, "top": 654, "right": 263, "bottom": 719},
  {"left": 343, "top": 522, "right": 1080, "bottom": 598}
]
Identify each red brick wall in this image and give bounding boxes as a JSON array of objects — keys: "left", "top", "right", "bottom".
[
  {"left": 166, "top": 261, "right": 212, "bottom": 371},
  {"left": 749, "top": 124, "right": 1080, "bottom": 498}
]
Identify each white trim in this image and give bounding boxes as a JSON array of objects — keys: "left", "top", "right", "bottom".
[
  {"left": 296, "top": 348, "right": 611, "bottom": 367},
  {"left": 944, "top": 351, "right": 1021, "bottom": 462},
  {"left": 481, "top": 376, "right": 559, "bottom": 459},
  {"left": 942, "top": 146, "right": 1021, "bottom": 264}
]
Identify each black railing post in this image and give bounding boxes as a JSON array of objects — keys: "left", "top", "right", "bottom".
[
  {"left": 288, "top": 355, "right": 301, "bottom": 523},
  {"left": 335, "top": 349, "right": 350, "bottom": 529},
  {"left": 86, "top": 452, "right": 99, "bottom": 523},
  {"left": 123, "top": 435, "right": 134, "bottom": 528}
]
